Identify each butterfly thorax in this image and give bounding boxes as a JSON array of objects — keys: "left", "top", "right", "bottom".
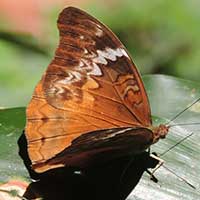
[{"left": 150, "top": 124, "right": 169, "bottom": 144}]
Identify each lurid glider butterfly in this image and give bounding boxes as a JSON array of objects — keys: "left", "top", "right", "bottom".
[{"left": 25, "top": 7, "right": 169, "bottom": 174}]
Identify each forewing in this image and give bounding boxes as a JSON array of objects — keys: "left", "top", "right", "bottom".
[{"left": 25, "top": 7, "right": 152, "bottom": 172}]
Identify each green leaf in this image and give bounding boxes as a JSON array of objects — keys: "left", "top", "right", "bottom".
[
  {"left": 0, "top": 107, "right": 28, "bottom": 183},
  {"left": 0, "top": 75, "right": 200, "bottom": 199},
  {"left": 0, "top": 31, "right": 50, "bottom": 56},
  {"left": 131, "top": 75, "right": 200, "bottom": 200}
]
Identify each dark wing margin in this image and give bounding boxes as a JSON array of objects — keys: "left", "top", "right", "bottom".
[{"left": 32, "top": 127, "right": 153, "bottom": 172}]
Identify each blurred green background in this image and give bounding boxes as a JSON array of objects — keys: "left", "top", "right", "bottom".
[{"left": 0, "top": 0, "right": 200, "bottom": 108}]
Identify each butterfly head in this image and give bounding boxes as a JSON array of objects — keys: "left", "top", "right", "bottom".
[{"left": 151, "top": 124, "right": 169, "bottom": 144}]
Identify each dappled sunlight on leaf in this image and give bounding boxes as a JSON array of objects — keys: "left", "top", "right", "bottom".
[{"left": 0, "top": 180, "right": 28, "bottom": 200}]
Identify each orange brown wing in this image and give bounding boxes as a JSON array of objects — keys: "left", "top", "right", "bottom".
[{"left": 25, "top": 7, "right": 152, "bottom": 173}]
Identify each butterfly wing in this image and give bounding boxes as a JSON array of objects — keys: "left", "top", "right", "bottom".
[
  {"left": 32, "top": 127, "right": 154, "bottom": 172},
  {"left": 25, "top": 7, "right": 152, "bottom": 172}
]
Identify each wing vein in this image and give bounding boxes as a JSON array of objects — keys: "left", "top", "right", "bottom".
[{"left": 104, "top": 67, "right": 143, "bottom": 124}]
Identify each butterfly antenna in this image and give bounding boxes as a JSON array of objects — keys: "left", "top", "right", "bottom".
[
  {"left": 162, "top": 165, "right": 196, "bottom": 189},
  {"left": 151, "top": 132, "right": 196, "bottom": 189},
  {"left": 166, "top": 96, "right": 200, "bottom": 125},
  {"left": 159, "top": 132, "right": 194, "bottom": 157},
  {"left": 150, "top": 151, "right": 196, "bottom": 189},
  {"left": 170, "top": 122, "right": 200, "bottom": 127}
]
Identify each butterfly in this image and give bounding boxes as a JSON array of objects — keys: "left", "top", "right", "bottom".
[{"left": 25, "top": 6, "right": 169, "bottom": 174}]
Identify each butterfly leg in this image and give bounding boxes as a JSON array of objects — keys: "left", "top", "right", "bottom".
[
  {"left": 146, "top": 169, "right": 158, "bottom": 183},
  {"left": 148, "top": 153, "right": 164, "bottom": 182}
]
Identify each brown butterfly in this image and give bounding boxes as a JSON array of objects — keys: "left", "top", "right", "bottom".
[{"left": 25, "top": 7, "right": 169, "bottom": 173}]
